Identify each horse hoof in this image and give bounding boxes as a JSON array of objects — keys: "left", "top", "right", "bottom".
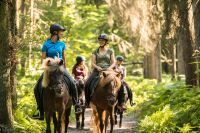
[
  {"left": 76, "top": 122, "right": 80, "bottom": 129},
  {"left": 46, "top": 129, "right": 51, "bottom": 133},
  {"left": 81, "top": 124, "right": 84, "bottom": 128}
]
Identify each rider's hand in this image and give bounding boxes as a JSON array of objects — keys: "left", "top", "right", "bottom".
[{"left": 96, "top": 66, "right": 103, "bottom": 72}]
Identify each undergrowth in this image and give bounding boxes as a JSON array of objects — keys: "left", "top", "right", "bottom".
[{"left": 126, "top": 76, "right": 200, "bottom": 133}]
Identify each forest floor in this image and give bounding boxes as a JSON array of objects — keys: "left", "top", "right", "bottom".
[{"left": 68, "top": 108, "right": 137, "bottom": 133}]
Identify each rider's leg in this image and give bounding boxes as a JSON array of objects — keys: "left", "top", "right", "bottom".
[
  {"left": 117, "top": 83, "right": 126, "bottom": 110},
  {"left": 85, "top": 69, "right": 99, "bottom": 106},
  {"left": 33, "top": 74, "right": 44, "bottom": 120},
  {"left": 123, "top": 82, "right": 135, "bottom": 106},
  {"left": 63, "top": 70, "right": 82, "bottom": 114}
]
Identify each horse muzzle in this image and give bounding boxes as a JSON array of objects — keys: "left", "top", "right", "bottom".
[{"left": 107, "top": 95, "right": 117, "bottom": 106}]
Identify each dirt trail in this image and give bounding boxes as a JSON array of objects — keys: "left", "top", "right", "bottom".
[{"left": 68, "top": 108, "right": 137, "bottom": 133}]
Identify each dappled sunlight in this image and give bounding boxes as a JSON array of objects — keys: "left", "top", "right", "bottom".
[{"left": 1, "top": 0, "right": 200, "bottom": 132}]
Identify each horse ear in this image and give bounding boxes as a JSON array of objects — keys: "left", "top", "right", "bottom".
[
  {"left": 116, "top": 72, "right": 121, "bottom": 78},
  {"left": 47, "top": 60, "right": 51, "bottom": 65},
  {"left": 59, "top": 59, "right": 64, "bottom": 66},
  {"left": 103, "top": 72, "right": 107, "bottom": 77}
]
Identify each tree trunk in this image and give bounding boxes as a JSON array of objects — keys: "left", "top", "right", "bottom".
[
  {"left": 28, "top": 0, "right": 34, "bottom": 70},
  {"left": 143, "top": 43, "right": 161, "bottom": 82},
  {"left": 193, "top": 0, "right": 200, "bottom": 49},
  {"left": 171, "top": 44, "right": 176, "bottom": 80},
  {"left": 177, "top": 35, "right": 185, "bottom": 76},
  {"left": 178, "top": 0, "right": 196, "bottom": 86},
  {"left": 51, "top": 0, "right": 57, "bottom": 7},
  {"left": 19, "top": 0, "right": 25, "bottom": 38},
  {"left": 193, "top": 0, "right": 200, "bottom": 86},
  {"left": 0, "top": 0, "right": 17, "bottom": 132}
]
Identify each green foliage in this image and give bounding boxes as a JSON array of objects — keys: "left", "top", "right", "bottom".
[
  {"left": 14, "top": 71, "right": 45, "bottom": 132},
  {"left": 127, "top": 76, "right": 200, "bottom": 132},
  {"left": 140, "top": 105, "right": 174, "bottom": 132}
]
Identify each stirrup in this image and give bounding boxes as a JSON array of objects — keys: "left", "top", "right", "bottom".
[
  {"left": 75, "top": 108, "right": 82, "bottom": 114},
  {"left": 75, "top": 105, "right": 82, "bottom": 114}
]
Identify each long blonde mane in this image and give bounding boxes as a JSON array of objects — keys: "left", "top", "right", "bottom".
[{"left": 42, "top": 57, "right": 65, "bottom": 88}]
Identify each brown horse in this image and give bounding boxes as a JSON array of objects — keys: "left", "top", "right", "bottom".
[
  {"left": 75, "top": 78, "right": 86, "bottom": 129},
  {"left": 42, "top": 58, "right": 72, "bottom": 133},
  {"left": 91, "top": 70, "right": 121, "bottom": 133}
]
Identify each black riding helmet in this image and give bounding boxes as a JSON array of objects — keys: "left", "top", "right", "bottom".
[
  {"left": 98, "top": 33, "right": 109, "bottom": 41},
  {"left": 76, "top": 55, "right": 85, "bottom": 63},
  {"left": 50, "top": 24, "right": 66, "bottom": 35},
  {"left": 116, "top": 55, "right": 124, "bottom": 61}
]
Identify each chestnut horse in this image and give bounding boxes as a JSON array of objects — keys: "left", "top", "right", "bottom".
[
  {"left": 75, "top": 78, "right": 86, "bottom": 129},
  {"left": 42, "top": 58, "right": 72, "bottom": 133},
  {"left": 91, "top": 70, "right": 121, "bottom": 133}
]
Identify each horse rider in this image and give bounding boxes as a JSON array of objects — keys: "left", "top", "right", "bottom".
[
  {"left": 72, "top": 55, "right": 88, "bottom": 80},
  {"left": 33, "top": 24, "right": 82, "bottom": 120},
  {"left": 114, "top": 55, "right": 136, "bottom": 110},
  {"left": 85, "top": 33, "right": 116, "bottom": 107}
]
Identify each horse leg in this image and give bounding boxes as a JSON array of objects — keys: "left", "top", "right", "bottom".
[
  {"left": 114, "top": 108, "right": 117, "bottom": 125},
  {"left": 65, "top": 107, "right": 71, "bottom": 133},
  {"left": 97, "top": 108, "right": 104, "bottom": 133},
  {"left": 104, "top": 112, "right": 109, "bottom": 133},
  {"left": 109, "top": 108, "right": 115, "bottom": 133},
  {"left": 119, "top": 112, "right": 123, "bottom": 128},
  {"left": 92, "top": 107, "right": 100, "bottom": 133},
  {"left": 45, "top": 112, "right": 51, "bottom": 133},
  {"left": 75, "top": 112, "right": 80, "bottom": 129},
  {"left": 58, "top": 110, "right": 65, "bottom": 133},
  {"left": 81, "top": 108, "right": 85, "bottom": 128},
  {"left": 53, "top": 112, "right": 58, "bottom": 133}
]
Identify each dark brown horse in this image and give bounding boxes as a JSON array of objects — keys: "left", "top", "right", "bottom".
[
  {"left": 91, "top": 70, "right": 121, "bottom": 133},
  {"left": 42, "top": 58, "right": 72, "bottom": 133},
  {"left": 114, "top": 89, "right": 129, "bottom": 128},
  {"left": 75, "top": 78, "right": 86, "bottom": 129}
]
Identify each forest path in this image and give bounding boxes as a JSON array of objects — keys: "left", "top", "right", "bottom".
[{"left": 68, "top": 108, "right": 137, "bottom": 133}]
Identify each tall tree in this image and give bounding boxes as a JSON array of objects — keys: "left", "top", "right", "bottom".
[
  {"left": 0, "top": 0, "right": 17, "bottom": 132},
  {"left": 106, "top": 0, "right": 162, "bottom": 82},
  {"left": 178, "top": 0, "right": 196, "bottom": 85},
  {"left": 192, "top": 0, "right": 200, "bottom": 85},
  {"left": 28, "top": 0, "right": 34, "bottom": 70},
  {"left": 193, "top": 0, "right": 200, "bottom": 49}
]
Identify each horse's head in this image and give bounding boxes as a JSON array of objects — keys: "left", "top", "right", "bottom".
[
  {"left": 42, "top": 58, "right": 66, "bottom": 96},
  {"left": 98, "top": 70, "right": 122, "bottom": 105}
]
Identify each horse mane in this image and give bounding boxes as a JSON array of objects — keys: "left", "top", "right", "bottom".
[{"left": 42, "top": 57, "right": 65, "bottom": 88}]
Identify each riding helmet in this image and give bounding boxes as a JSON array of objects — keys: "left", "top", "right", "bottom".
[
  {"left": 116, "top": 55, "right": 124, "bottom": 61},
  {"left": 76, "top": 55, "right": 86, "bottom": 63},
  {"left": 50, "top": 24, "right": 66, "bottom": 34},
  {"left": 98, "top": 33, "right": 109, "bottom": 41}
]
